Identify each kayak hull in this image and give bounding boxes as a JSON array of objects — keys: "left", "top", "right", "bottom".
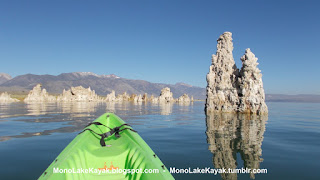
[{"left": 39, "top": 113, "right": 174, "bottom": 180}]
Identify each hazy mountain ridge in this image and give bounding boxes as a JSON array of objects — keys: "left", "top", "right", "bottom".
[
  {"left": 0, "top": 72, "right": 206, "bottom": 99},
  {"left": 0, "top": 73, "right": 12, "bottom": 85},
  {"left": 265, "top": 94, "right": 320, "bottom": 103}
]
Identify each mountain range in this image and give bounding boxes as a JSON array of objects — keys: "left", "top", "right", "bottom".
[
  {"left": 0, "top": 73, "right": 12, "bottom": 85},
  {"left": 0, "top": 72, "right": 206, "bottom": 99},
  {"left": 1, "top": 72, "right": 320, "bottom": 102}
]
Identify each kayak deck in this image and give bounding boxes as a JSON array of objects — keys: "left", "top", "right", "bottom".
[{"left": 39, "top": 113, "right": 174, "bottom": 180}]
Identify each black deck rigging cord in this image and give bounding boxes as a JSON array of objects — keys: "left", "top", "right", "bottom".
[{"left": 79, "top": 122, "right": 137, "bottom": 147}]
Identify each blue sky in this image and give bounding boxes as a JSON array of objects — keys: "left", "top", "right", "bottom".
[{"left": 0, "top": 0, "right": 319, "bottom": 94}]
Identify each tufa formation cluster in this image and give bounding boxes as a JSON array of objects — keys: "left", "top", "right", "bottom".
[{"left": 206, "top": 32, "right": 268, "bottom": 114}]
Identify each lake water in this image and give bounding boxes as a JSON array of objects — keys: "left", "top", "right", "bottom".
[{"left": 0, "top": 101, "right": 319, "bottom": 180}]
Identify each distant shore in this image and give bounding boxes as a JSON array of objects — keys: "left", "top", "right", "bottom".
[
  {"left": 6, "top": 94, "right": 205, "bottom": 102},
  {"left": 2, "top": 92, "right": 320, "bottom": 103}
]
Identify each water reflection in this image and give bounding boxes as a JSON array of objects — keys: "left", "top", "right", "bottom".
[
  {"left": 206, "top": 113, "right": 267, "bottom": 179},
  {"left": 133, "top": 101, "right": 143, "bottom": 106},
  {"left": 25, "top": 102, "right": 102, "bottom": 117},
  {"left": 159, "top": 102, "right": 173, "bottom": 115},
  {"left": 0, "top": 102, "right": 103, "bottom": 142},
  {"left": 0, "top": 102, "right": 24, "bottom": 119},
  {"left": 0, "top": 101, "right": 193, "bottom": 142},
  {"left": 57, "top": 102, "right": 100, "bottom": 117},
  {"left": 26, "top": 103, "right": 56, "bottom": 116},
  {"left": 106, "top": 102, "right": 116, "bottom": 113}
]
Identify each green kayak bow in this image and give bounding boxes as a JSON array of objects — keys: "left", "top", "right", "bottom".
[{"left": 39, "top": 113, "right": 174, "bottom": 180}]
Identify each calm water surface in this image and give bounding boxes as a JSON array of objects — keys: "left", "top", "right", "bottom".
[{"left": 0, "top": 101, "right": 319, "bottom": 180}]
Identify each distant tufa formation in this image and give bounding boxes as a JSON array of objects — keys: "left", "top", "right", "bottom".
[
  {"left": 24, "top": 84, "right": 56, "bottom": 102},
  {"left": 178, "top": 94, "right": 191, "bottom": 103},
  {"left": 105, "top": 87, "right": 190, "bottom": 103},
  {"left": 9, "top": 84, "right": 193, "bottom": 104},
  {"left": 23, "top": 84, "right": 103, "bottom": 102},
  {"left": 0, "top": 92, "right": 19, "bottom": 103},
  {"left": 57, "top": 86, "right": 103, "bottom": 102},
  {"left": 206, "top": 32, "right": 268, "bottom": 114},
  {"left": 150, "top": 87, "right": 175, "bottom": 103}
]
